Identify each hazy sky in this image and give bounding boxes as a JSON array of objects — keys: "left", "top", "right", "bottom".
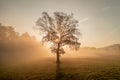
[{"left": 0, "top": 0, "right": 120, "bottom": 47}]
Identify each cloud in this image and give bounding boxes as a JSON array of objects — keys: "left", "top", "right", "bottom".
[
  {"left": 79, "top": 17, "right": 89, "bottom": 23},
  {"left": 109, "top": 26, "right": 120, "bottom": 35},
  {"left": 102, "top": 6, "right": 111, "bottom": 11}
]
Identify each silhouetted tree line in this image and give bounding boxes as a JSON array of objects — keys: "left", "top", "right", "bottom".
[
  {"left": 0, "top": 23, "right": 44, "bottom": 64},
  {"left": 0, "top": 23, "right": 36, "bottom": 42},
  {"left": 0, "top": 23, "right": 37, "bottom": 51}
]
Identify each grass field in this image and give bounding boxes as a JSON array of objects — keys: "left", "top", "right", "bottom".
[{"left": 1, "top": 56, "right": 120, "bottom": 80}]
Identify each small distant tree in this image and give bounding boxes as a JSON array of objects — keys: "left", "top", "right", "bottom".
[{"left": 35, "top": 12, "right": 81, "bottom": 63}]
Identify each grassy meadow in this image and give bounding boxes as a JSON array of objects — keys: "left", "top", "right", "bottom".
[{"left": 1, "top": 56, "right": 120, "bottom": 80}]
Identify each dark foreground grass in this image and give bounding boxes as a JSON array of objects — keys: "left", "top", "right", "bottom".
[{"left": 1, "top": 57, "right": 120, "bottom": 80}]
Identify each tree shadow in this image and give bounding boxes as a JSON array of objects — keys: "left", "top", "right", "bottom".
[
  {"left": 55, "top": 63, "right": 65, "bottom": 80},
  {"left": 55, "top": 63, "right": 81, "bottom": 80}
]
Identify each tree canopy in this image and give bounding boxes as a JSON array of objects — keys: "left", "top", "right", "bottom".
[{"left": 35, "top": 12, "right": 81, "bottom": 62}]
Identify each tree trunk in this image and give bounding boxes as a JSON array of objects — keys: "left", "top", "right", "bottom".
[
  {"left": 56, "top": 62, "right": 61, "bottom": 80},
  {"left": 56, "top": 52, "right": 60, "bottom": 63},
  {"left": 56, "top": 43, "right": 60, "bottom": 63}
]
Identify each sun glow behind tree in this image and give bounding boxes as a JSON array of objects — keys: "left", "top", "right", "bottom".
[{"left": 34, "top": 12, "right": 81, "bottom": 63}]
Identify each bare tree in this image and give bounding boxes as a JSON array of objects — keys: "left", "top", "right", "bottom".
[{"left": 35, "top": 12, "right": 81, "bottom": 63}]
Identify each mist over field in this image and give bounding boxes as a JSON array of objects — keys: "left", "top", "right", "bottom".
[
  {"left": 1, "top": 35, "right": 120, "bottom": 66},
  {"left": 0, "top": 24, "right": 120, "bottom": 65},
  {"left": 1, "top": 43, "right": 120, "bottom": 80},
  {"left": 0, "top": 24, "right": 120, "bottom": 80}
]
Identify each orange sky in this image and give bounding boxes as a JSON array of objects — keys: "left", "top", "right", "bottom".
[{"left": 0, "top": 0, "right": 120, "bottom": 48}]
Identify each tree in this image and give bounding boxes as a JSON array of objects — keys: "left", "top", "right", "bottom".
[
  {"left": 0, "top": 24, "right": 19, "bottom": 42},
  {"left": 35, "top": 12, "right": 81, "bottom": 63}
]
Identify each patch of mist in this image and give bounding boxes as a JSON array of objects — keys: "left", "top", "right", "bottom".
[{"left": 63, "top": 49, "right": 100, "bottom": 58}]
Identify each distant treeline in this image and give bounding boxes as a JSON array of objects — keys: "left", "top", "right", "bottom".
[
  {"left": 0, "top": 23, "right": 36, "bottom": 43},
  {"left": 0, "top": 23, "right": 47, "bottom": 65},
  {"left": 0, "top": 23, "right": 39, "bottom": 52}
]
